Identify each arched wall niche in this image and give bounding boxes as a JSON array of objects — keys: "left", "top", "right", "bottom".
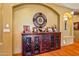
[
  {"left": 13, "top": 3, "right": 60, "bottom": 31},
  {"left": 12, "top": 3, "right": 60, "bottom": 53}
]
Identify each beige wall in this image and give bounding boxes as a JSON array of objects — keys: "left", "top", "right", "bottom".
[
  {"left": 0, "top": 4, "right": 3, "bottom": 55},
  {"left": 0, "top": 4, "right": 12, "bottom": 56},
  {"left": 0, "top": 4, "right": 2, "bottom": 42},
  {"left": 0, "top": 3, "right": 74, "bottom": 55}
]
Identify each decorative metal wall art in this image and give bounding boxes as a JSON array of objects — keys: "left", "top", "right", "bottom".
[{"left": 33, "top": 12, "right": 47, "bottom": 28}]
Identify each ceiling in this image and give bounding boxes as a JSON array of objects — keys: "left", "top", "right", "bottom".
[{"left": 57, "top": 3, "right": 79, "bottom": 10}]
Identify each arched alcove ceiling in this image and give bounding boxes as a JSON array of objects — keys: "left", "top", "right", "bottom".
[{"left": 13, "top": 3, "right": 60, "bottom": 31}]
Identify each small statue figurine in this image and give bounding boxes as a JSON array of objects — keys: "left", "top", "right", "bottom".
[
  {"left": 53, "top": 24, "right": 57, "bottom": 32},
  {"left": 51, "top": 25, "right": 55, "bottom": 32},
  {"left": 51, "top": 24, "right": 57, "bottom": 32},
  {"left": 38, "top": 27, "right": 42, "bottom": 32},
  {"left": 45, "top": 27, "right": 48, "bottom": 32},
  {"left": 32, "top": 27, "right": 38, "bottom": 32}
]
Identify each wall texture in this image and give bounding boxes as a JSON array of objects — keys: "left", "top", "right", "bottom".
[
  {"left": 0, "top": 4, "right": 13, "bottom": 56},
  {"left": 0, "top": 4, "right": 2, "bottom": 42}
]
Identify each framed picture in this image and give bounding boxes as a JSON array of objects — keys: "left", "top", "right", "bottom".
[
  {"left": 74, "top": 22, "right": 79, "bottom": 30},
  {"left": 23, "top": 25, "right": 30, "bottom": 33}
]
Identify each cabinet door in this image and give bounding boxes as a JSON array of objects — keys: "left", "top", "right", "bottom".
[
  {"left": 33, "top": 36, "right": 40, "bottom": 54},
  {"left": 22, "top": 35, "right": 33, "bottom": 56},
  {"left": 41, "top": 34, "right": 50, "bottom": 52},
  {"left": 55, "top": 33, "right": 60, "bottom": 49},
  {"left": 50, "top": 34, "right": 55, "bottom": 50}
]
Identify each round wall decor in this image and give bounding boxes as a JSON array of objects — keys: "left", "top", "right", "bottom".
[{"left": 33, "top": 12, "right": 47, "bottom": 28}]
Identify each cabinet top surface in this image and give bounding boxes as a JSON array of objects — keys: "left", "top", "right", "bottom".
[{"left": 22, "top": 32, "right": 61, "bottom": 35}]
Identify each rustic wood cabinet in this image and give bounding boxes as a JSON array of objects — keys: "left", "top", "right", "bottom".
[{"left": 22, "top": 32, "right": 61, "bottom": 56}]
